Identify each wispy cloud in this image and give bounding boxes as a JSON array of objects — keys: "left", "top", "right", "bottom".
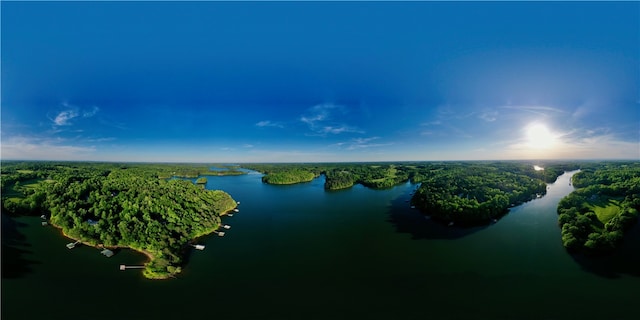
[
  {"left": 499, "top": 105, "right": 567, "bottom": 117},
  {"left": 83, "top": 106, "right": 100, "bottom": 118},
  {"left": 478, "top": 110, "right": 498, "bottom": 122},
  {"left": 53, "top": 109, "right": 79, "bottom": 126},
  {"left": 243, "top": 144, "right": 254, "bottom": 148},
  {"left": 255, "top": 120, "right": 284, "bottom": 128},
  {"left": 331, "top": 137, "right": 392, "bottom": 150},
  {"left": 52, "top": 104, "right": 100, "bottom": 126},
  {"left": 300, "top": 103, "right": 362, "bottom": 136},
  {"left": 1, "top": 136, "right": 96, "bottom": 160}
]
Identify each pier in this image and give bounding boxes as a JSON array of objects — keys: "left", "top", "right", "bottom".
[{"left": 119, "top": 265, "right": 145, "bottom": 271}]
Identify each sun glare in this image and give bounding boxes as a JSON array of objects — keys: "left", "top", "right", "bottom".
[{"left": 526, "top": 123, "right": 556, "bottom": 149}]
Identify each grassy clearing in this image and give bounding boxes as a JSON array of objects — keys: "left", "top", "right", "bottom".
[
  {"left": 586, "top": 196, "right": 622, "bottom": 224},
  {"left": 370, "top": 167, "right": 398, "bottom": 183},
  {"left": 16, "top": 170, "right": 34, "bottom": 174},
  {"left": 2, "top": 178, "right": 43, "bottom": 199}
]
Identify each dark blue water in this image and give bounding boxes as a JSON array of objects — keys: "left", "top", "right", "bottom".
[{"left": 3, "top": 170, "right": 638, "bottom": 320}]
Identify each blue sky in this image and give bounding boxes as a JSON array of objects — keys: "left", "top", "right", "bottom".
[{"left": 2, "top": 1, "right": 639, "bottom": 162}]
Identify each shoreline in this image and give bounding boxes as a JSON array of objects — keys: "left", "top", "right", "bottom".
[{"left": 46, "top": 205, "right": 237, "bottom": 279}]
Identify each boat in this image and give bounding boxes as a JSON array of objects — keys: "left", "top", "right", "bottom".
[
  {"left": 193, "top": 244, "right": 205, "bottom": 250},
  {"left": 233, "top": 208, "right": 239, "bottom": 213}
]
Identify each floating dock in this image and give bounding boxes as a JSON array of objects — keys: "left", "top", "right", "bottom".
[{"left": 66, "top": 240, "right": 81, "bottom": 249}]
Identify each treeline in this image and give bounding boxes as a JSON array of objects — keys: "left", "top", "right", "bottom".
[
  {"left": 261, "top": 170, "right": 316, "bottom": 185},
  {"left": 243, "top": 161, "right": 577, "bottom": 194},
  {"left": 411, "top": 163, "right": 547, "bottom": 224},
  {"left": 1, "top": 162, "right": 237, "bottom": 279},
  {"left": 557, "top": 162, "right": 640, "bottom": 254}
]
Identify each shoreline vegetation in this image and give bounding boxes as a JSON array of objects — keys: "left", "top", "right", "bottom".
[
  {"left": 1, "top": 162, "right": 237, "bottom": 279},
  {"left": 244, "top": 162, "right": 583, "bottom": 224},
  {"left": 557, "top": 162, "right": 640, "bottom": 254},
  {"left": 2, "top": 160, "right": 638, "bottom": 278}
]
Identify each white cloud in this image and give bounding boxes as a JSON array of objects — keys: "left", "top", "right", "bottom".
[
  {"left": 52, "top": 104, "right": 100, "bottom": 126},
  {"left": 256, "top": 120, "right": 284, "bottom": 128},
  {"left": 53, "top": 110, "right": 79, "bottom": 126},
  {"left": 300, "top": 103, "right": 361, "bottom": 136},
  {"left": 1, "top": 136, "right": 96, "bottom": 160},
  {"left": 83, "top": 106, "right": 100, "bottom": 117}
]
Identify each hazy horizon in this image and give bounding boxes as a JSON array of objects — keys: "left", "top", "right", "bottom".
[{"left": 2, "top": 2, "right": 639, "bottom": 162}]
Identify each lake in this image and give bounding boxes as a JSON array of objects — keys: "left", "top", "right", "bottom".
[{"left": 2, "top": 170, "right": 639, "bottom": 320}]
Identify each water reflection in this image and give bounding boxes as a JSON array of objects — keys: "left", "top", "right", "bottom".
[
  {"left": 571, "top": 219, "right": 640, "bottom": 278},
  {"left": 386, "top": 193, "right": 489, "bottom": 239},
  {"left": 1, "top": 213, "right": 40, "bottom": 278}
]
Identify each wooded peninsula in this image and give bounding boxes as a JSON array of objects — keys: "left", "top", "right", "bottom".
[{"left": 1, "top": 162, "right": 237, "bottom": 279}]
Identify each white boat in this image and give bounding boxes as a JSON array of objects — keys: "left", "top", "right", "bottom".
[{"left": 193, "top": 244, "right": 205, "bottom": 250}]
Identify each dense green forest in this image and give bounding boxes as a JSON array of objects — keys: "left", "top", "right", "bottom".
[
  {"left": 1, "top": 162, "right": 237, "bottom": 279},
  {"left": 557, "top": 162, "right": 640, "bottom": 254},
  {"left": 409, "top": 162, "right": 559, "bottom": 224}
]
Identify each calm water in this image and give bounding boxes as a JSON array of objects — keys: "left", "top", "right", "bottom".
[{"left": 3, "top": 170, "right": 639, "bottom": 320}]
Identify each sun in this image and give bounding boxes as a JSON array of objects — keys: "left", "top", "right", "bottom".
[{"left": 526, "top": 123, "right": 556, "bottom": 149}]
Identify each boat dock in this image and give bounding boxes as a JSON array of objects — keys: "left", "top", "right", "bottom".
[
  {"left": 119, "top": 265, "right": 145, "bottom": 271},
  {"left": 191, "top": 244, "right": 205, "bottom": 250},
  {"left": 66, "top": 240, "right": 81, "bottom": 249},
  {"left": 100, "top": 249, "right": 114, "bottom": 257}
]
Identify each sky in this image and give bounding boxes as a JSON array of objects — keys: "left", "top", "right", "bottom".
[{"left": 1, "top": 1, "right": 639, "bottom": 163}]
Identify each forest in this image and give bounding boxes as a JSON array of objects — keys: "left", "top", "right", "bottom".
[
  {"left": 246, "top": 161, "right": 579, "bottom": 225},
  {"left": 1, "top": 162, "right": 237, "bottom": 279},
  {"left": 557, "top": 162, "right": 640, "bottom": 254}
]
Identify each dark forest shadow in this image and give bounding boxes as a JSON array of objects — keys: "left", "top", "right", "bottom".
[
  {"left": 1, "top": 213, "right": 40, "bottom": 278},
  {"left": 386, "top": 193, "right": 490, "bottom": 240},
  {"left": 570, "top": 220, "right": 640, "bottom": 278}
]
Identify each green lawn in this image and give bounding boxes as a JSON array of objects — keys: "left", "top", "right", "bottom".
[
  {"left": 586, "top": 196, "right": 622, "bottom": 224},
  {"left": 16, "top": 170, "right": 34, "bottom": 174},
  {"left": 3, "top": 178, "right": 43, "bottom": 199}
]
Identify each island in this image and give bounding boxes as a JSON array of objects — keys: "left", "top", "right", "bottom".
[
  {"left": 1, "top": 162, "right": 237, "bottom": 279},
  {"left": 557, "top": 162, "right": 640, "bottom": 254}
]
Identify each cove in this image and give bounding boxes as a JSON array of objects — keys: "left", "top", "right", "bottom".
[{"left": 2, "top": 170, "right": 638, "bottom": 320}]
